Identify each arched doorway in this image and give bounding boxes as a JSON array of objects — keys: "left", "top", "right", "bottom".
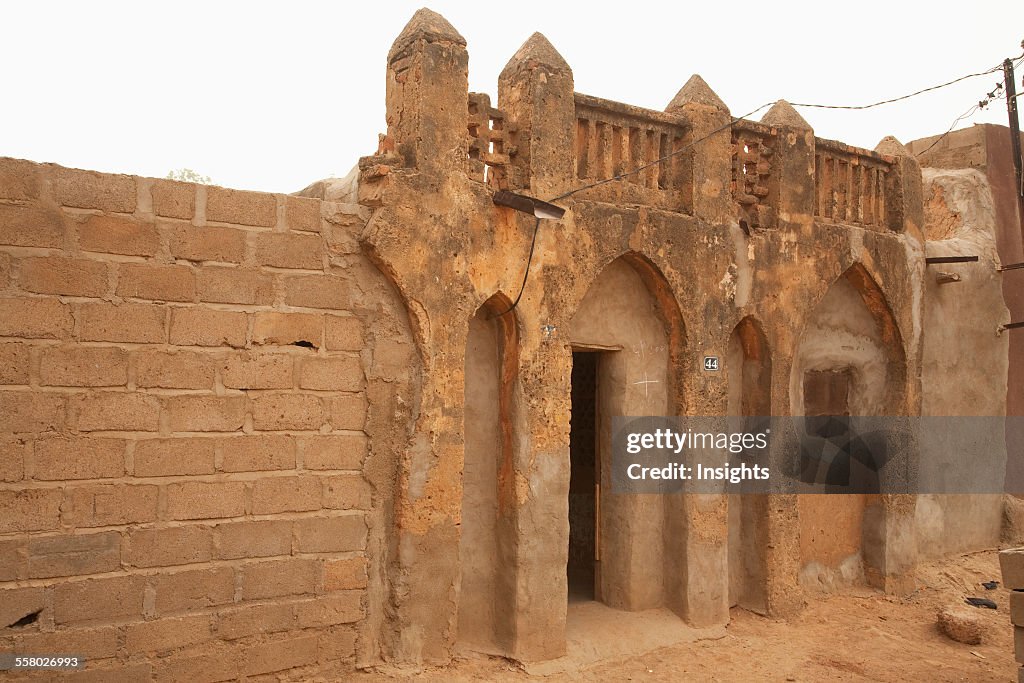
[
  {"left": 565, "top": 254, "right": 686, "bottom": 611},
  {"left": 791, "top": 264, "right": 906, "bottom": 590},
  {"left": 458, "top": 295, "right": 519, "bottom": 654}
]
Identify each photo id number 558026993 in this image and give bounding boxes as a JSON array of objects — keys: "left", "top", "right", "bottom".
[{"left": 0, "top": 655, "right": 85, "bottom": 670}]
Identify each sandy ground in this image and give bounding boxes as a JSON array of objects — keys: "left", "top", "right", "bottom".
[{"left": 355, "top": 548, "right": 1019, "bottom": 681}]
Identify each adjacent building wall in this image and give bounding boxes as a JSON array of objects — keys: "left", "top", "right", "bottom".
[
  {"left": 909, "top": 125, "right": 1023, "bottom": 420},
  {"left": 908, "top": 126, "right": 1020, "bottom": 557},
  {"left": 0, "top": 158, "right": 419, "bottom": 680},
  {"left": 914, "top": 166, "right": 1009, "bottom": 558}
]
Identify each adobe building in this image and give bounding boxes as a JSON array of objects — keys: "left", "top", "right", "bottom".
[
  {"left": 907, "top": 125, "right": 1024, "bottom": 494},
  {"left": 0, "top": 8, "right": 1017, "bottom": 679}
]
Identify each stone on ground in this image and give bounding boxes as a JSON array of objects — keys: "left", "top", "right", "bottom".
[{"left": 936, "top": 605, "right": 985, "bottom": 645}]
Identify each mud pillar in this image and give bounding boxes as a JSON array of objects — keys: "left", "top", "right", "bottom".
[
  {"left": 875, "top": 136, "right": 925, "bottom": 240},
  {"left": 763, "top": 357, "right": 804, "bottom": 616},
  {"left": 385, "top": 8, "right": 469, "bottom": 174},
  {"left": 761, "top": 100, "right": 815, "bottom": 233},
  {"left": 493, "top": 36, "right": 576, "bottom": 660},
  {"left": 863, "top": 493, "right": 918, "bottom": 594},
  {"left": 666, "top": 74, "right": 734, "bottom": 225},
  {"left": 498, "top": 32, "right": 576, "bottom": 200},
  {"left": 657, "top": 76, "right": 735, "bottom": 627},
  {"left": 762, "top": 493, "right": 804, "bottom": 615},
  {"left": 509, "top": 343, "right": 572, "bottom": 662},
  {"left": 377, "top": 9, "right": 472, "bottom": 665},
  {"left": 758, "top": 105, "right": 818, "bottom": 614},
  {"left": 863, "top": 137, "right": 922, "bottom": 595}
]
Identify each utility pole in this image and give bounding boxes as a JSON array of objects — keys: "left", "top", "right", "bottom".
[{"left": 1005, "top": 56, "right": 1024, "bottom": 233}]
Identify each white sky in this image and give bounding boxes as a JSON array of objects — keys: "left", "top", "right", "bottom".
[{"left": 2, "top": 1, "right": 1022, "bottom": 194}]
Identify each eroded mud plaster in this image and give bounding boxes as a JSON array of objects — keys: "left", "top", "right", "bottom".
[{"left": 348, "top": 8, "right": 1004, "bottom": 667}]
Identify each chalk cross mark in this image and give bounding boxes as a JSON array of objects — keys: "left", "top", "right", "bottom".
[{"left": 633, "top": 372, "right": 659, "bottom": 398}]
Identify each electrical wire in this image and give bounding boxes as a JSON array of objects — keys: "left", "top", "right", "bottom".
[
  {"left": 493, "top": 48, "right": 1024, "bottom": 318},
  {"left": 491, "top": 217, "right": 540, "bottom": 318},
  {"left": 914, "top": 103, "right": 983, "bottom": 157},
  {"left": 915, "top": 76, "right": 1011, "bottom": 156},
  {"left": 550, "top": 53, "right": 1022, "bottom": 204},
  {"left": 550, "top": 102, "right": 776, "bottom": 203},
  {"left": 497, "top": 103, "right": 778, "bottom": 316},
  {"left": 787, "top": 56, "right": 1015, "bottom": 111}
]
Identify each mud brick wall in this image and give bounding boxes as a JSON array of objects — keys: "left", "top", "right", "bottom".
[{"left": 0, "top": 158, "right": 417, "bottom": 681}]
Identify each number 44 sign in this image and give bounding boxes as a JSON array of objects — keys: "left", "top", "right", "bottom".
[{"left": 703, "top": 356, "right": 719, "bottom": 371}]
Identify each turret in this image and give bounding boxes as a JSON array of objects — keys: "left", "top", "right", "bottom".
[
  {"left": 498, "top": 33, "right": 575, "bottom": 200},
  {"left": 666, "top": 74, "right": 733, "bottom": 223},
  {"left": 385, "top": 8, "right": 469, "bottom": 174},
  {"left": 761, "top": 100, "right": 815, "bottom": 227},
  {"left": 875, "top": 136, "right": 924, "bottom": 237}
]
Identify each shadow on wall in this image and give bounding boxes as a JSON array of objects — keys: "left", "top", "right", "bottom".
[
  {"left": 727, "top": 317, "right": 771, "bottom": 614},
  {"left": 459, "top": 293, "right": 519, "bottom": 655}
]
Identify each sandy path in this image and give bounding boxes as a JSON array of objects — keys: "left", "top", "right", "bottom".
[{"left": 354, "top": 549, "right": 1017, "bottom": 682}]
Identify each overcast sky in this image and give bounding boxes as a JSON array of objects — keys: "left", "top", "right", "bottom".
[{"left": 2, "top": 1, "right": 1022, "bottom": 193}]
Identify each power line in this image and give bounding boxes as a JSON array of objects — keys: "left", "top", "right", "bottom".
[
  {"left": 915, "top": 78, "right": 1009, "bottom": 156},
  {"left": 491, "top": 217, "right": 540, "bottom": 319},
  {"left": 914, "top": 103, "right": 984, "bottom": 157},
  {"left": 549, "top": 52, "right": 1023, "bottom": 204},
  {"left": 494, "top": 102, "right": 776, "bottom": 317},
  {"left": 494, "top": 47, "right": 1024, "bottom": 318},
  {"left": 549, "top": 102, "right": 776, "bottom": 203},
  {"left": 788, "top": 55, "right": 1016, "bottom": 111}
]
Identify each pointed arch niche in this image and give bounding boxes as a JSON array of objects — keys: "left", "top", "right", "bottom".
[
  {"left": 790, "top": 263, "right": 906, "bottom": 588},
  {"left": 458, "top": 294, "right": 520, "bottom": 655},
  {"left": 726, "top": 316, "right": 771, "bottom": 613},
  {"left": 566, "top": 254, "right": 687, "bottom": 613}
]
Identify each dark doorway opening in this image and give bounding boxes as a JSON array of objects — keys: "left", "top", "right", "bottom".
[{"left": 569, "top": 351, "right": 599, "bottom": 602}]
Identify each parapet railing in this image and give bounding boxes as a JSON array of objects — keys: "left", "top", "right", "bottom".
[
  {"left": 572, "top": 93, "right": 692, "bottom": 213},
  {"left": 465, "top": 88, "right": 899, "bottom": 231},
  {"left": 467, "top": 92, "right": 517, "bottom": 189},
  {"left": 731, "top": 120, "right": 778, "bottom": 230},
  {"left": 814, "top": 138, "right": 894, "bottom": 231}
]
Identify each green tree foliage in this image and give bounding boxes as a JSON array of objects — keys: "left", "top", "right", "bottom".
[{"left": 166, "top": 168, "right": 213, "bottom": 184}]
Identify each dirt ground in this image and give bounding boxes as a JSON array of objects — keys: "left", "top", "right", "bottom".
[{"left": 355, "top": 549, "right": 1019, "bottom": 681}]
